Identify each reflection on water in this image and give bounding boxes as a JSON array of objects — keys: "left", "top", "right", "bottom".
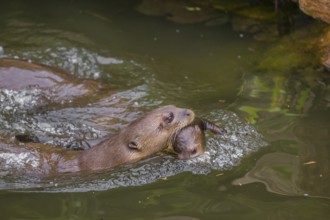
[
  {"left": 233, "top": 109, "right": 330, "bottom": 199},
  {"left": 232, "top": 152, "right": 302, "bottom": 196},
  {"left": 234, "top": 59, "right": 330, "bottom": 199},
  {"left": 0, "top": 0, "right": 330, "bottom": 219}
]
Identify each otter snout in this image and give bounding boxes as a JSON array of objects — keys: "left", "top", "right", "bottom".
[
  {"left": 182, "top": 109, "right": 195, "bottom": 122},
  {"left": 173, "top": 145, "right": 188, "bottom": 160},
  {"left": 173, "top": 148, "right": 193, "bottom": 160}
]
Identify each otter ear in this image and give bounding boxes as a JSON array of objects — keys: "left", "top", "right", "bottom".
[
  {"left": 159, "top": 112, "right": 174, "bottom": 129},
  {"left": 128, "top": 141, "right": 141, "bottom": 150},
  {"left": 163, "top": 112, "right": 174, "bottom": 124}
]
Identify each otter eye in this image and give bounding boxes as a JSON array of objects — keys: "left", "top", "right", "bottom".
[
  {"left": 163, "top": 112, "right": 174, "bottom": 124},
  {"left": 191, "top": 148, "right": 197, "bottom": 155}
]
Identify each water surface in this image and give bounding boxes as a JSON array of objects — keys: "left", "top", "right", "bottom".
[{"left": 0, "top": 0, "right": 329, "bottom": 219}]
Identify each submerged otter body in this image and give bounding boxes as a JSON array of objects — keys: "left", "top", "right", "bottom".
[
  {"left": 0, "top": 58, "right": 102, "bottom": 105},
  {"left": 0, "top": 105, "right": 195, "bottom": 175},
  {"left": 0, "top": 139, "right": 74, "bottom": 175},
  {"left": 173, "top": 118, "right": 226, "bottom": 160}
]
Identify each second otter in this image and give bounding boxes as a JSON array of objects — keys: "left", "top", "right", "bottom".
[{"left": 172, "top": 118, "right": 226, "bottom": 160}]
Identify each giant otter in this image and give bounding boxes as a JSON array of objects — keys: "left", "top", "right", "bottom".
[
  {"left": 0, "top": 58, "right": 103, "bottom": 105},
  {"left": 60, "top": 105, "right": 194, "bottom": 172},
  {"left": 0, "top": 105, "right": 195, "bottom": 174},
  {"left": 172, "top": 118, "right": 226, "bottom": 160}
]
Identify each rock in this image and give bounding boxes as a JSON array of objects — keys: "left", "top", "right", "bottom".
[{"left": 299, "top": 0, "right": 330, "bottom": 24}]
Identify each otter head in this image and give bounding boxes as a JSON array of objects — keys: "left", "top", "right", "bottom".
[
  {"left": 123, "top": 105, "right": 195, "bottom": 160},
  {"left": 173, "top": 124, "right": 206, "bottom": 160},
  {"left": 172, "top": 118, "right": 226, "bottom": 160}
]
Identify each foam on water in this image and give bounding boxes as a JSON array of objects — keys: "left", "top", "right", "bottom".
[
  {"left": 0, "top": 88, "right": 47, "bottom": 112},
  {"left": 0, "top": 152, "right": 39, "bottom": 169},
  {"left": 0, "top": 83, "right": 156, "bottom": 143}
]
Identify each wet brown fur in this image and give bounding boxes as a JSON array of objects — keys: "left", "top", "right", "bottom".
[{"left": 0, "top": 58, "right": 102, "bottom": 104}]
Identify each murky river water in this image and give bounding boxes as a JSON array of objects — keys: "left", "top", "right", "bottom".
[{"left": 0, "top": 0, "right": 329, "bottom": 219}]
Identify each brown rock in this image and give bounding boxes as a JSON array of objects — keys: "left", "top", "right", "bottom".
[{"left": 299, "top": 0, "right": 330, "bottom": 24}]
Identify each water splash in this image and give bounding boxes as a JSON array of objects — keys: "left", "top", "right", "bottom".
[
  {"left": 0, "top": 152, "right": 39, "bottom": 170},
  {"left": 0, "top": 87, "right": 48, "bottom": 112}
]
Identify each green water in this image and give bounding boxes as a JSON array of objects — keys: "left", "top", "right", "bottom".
[{"left": 0, "top": 0, "right": 330, "bottom": 219}]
